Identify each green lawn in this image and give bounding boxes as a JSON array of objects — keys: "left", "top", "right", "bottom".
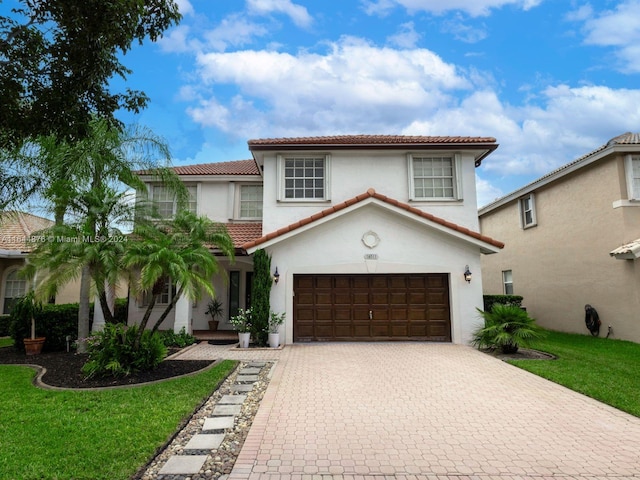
[
  {"left": 0, "top": 337, "right": 13, "bottom": 348},
  {"left": 509, "top": 330, "right": 640, "bottom": 417},
  {"left": 0, "top": 360, "right": 237, "bottom": 480}
]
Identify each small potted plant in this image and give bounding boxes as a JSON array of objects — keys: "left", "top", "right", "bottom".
[
  {"left": 14, "top": 291, "right": 45, "bottom": 355},
  {"left": 206, "top": 298, "right": 224, "bottom": 331},
  {"left": 267, "top": 311, "right": 285, "bottom": 348},
  {"left": 230, "top": 308, "right": 252, "bottom": 348}
]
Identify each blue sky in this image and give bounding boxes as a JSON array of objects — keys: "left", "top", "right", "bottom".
[{"left": 114, "top": 1, "right": 640, "bottom": 206}]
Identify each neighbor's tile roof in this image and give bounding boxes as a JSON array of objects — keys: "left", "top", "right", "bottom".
[
  {"left": 242, "top": 188, "right": 504, "bottom": 250},
  {"left": 225, "top": 223, "right": 263, "bottom": 248},
  {"left": 248, "top": 135, "right": 497, "bottom": 147},
  {"left": 0, "top": 212, "right": 53, "bottom": 252}
]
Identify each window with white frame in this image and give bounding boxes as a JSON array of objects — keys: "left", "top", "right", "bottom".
[
  {"left": 625, "top": 155, "right": 640, "bottom": 200},
  {"left": 3, "top": 269, "right": 26, "bottom": 314},
  {"left": 502, "top": 270, "right": 514, "bottom": 295},
  {"left": 409, "top": 154, "right": 461, "bottom": 200},
  {"left": 279, "top": 155, "right": 329, "bottom": 201},
  {"left": 141, "top": 278, "right": 176, "bottom": 306},
  {"left": 519, "top": 194, "right": 536, "bottom": 228},
  {"left": 151, "top": 184, "right": 197, "bottom": 217},
  {"left": 240, "top": 185, "right": 263, "bottom": 218}
]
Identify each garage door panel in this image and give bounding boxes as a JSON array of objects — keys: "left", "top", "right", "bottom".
[{"left": 294, "top": 274, "right": 450, "bottom": 342}]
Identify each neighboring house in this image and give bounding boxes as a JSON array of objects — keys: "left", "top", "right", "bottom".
[
  {"left": 0, "top": 211, "right": 79, "bottom": 313},
  {"left": 479, "top": 132, "right": 640, "bottom": 343},
  {"left": 131, "top": 136, "right": 504, "bottom": 344}
]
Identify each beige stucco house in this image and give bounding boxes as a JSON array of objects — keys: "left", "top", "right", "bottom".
[
  {"left": 0, "top": 212, "right": 80, "bottom": 313},
  {"left": 479, "top": 132, "right": 640, "bottom": 343}
]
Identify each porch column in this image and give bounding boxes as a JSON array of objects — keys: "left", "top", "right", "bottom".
[
  {"left": 92, "top": 295, "right": 105, "bottom": 332},
  {"left": 174, "top": 293, "right": 191, "bottom": 334}
]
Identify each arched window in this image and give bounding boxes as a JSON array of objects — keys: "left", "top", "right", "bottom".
[{"left": 3, "top": 269, "right": 26, "bottom": 314}]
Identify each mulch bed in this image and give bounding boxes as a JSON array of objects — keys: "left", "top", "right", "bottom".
[{"left": 0, "top": 345, "right": 214, "bottom": 389}]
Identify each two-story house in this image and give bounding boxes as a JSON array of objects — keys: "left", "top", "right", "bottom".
[
  {"left": 130, "top": 135, "right": 504, "bottom": 345},
  {"left": 479, "top": 132, "right": 640, "bottom": 343}
]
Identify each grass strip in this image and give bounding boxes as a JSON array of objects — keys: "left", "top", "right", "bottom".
[
  {"left": 0, "top": 359, "right": 237, "bottom": 480},
  {"left": 509, "top": 330, "right": 640, "bottom": 417},
  {"left": 0, "top": 337, "right": 13, "bottom": 348}
]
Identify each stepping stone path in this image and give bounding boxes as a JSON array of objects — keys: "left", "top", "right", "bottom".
[{"left": 146, "top": 361, "right": 270, "bottom": 480}]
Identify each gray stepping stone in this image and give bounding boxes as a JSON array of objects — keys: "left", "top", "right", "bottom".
[
  {"left": 203, "top": 416, "right": 234, "bottom": 431},
  {"left": 184, "top": 433, "right": 225, "bottom": 450},
  {"left": 219, "top": 394, "right": 246, "bottom": 404},
  {"left": 231, "top": 384, "right": 254, "bottom": 392},
  {"left": 159, "top": 455, "right": 207, "bottom": 474},
  {"left": 236, "top": 374, "right": 259, "bottom": 382},
  {"left": 212, "top": 404, "right": 242, "bottom": 416},
  {"left": 248, "top": 362, "right": 266, "bottom": 367},
  {"left": 240, "top": 367, "right": 261, "bottom": 375}
]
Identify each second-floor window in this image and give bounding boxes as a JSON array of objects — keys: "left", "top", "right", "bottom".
[
  {"left": 519, "top": 194, "right": 536, "bottom": 228},
  {"left": 502, "top": 270, "right": 513, "bottom": 295},
  {"left": 240, "top": 185, "right": 263, "bottom": 219},
  {"left": 278, "top": 155, "right": 330, "bottom": 201},
  {"left": 625, "top": 155, "right": 640, "bottom": 200},
  {"left": 152, "top": 185, "right": 197, "bottom": 217},
  {"left": 409, "top": 154, "right": 461, "bottom": 200}
]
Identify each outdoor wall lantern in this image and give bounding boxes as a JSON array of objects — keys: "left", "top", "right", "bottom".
[
  {"left": 464, "top": 265, "right": 472, "bottom": 283},
  {"left": 273, "top": 267, "right": 280, "bottom": 284}
]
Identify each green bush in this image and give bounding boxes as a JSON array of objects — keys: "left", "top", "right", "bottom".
[
  {"left": 0, "top": 315, "right": 11, "bottom": 336},
  {"left": 10, "top": 302, "right": 79, "bottom": 352},
  {"left": 160, "top": 328, "right": 196, "bottom": 348},
  {"left": 483, "top": 294, "right": 524, "bottom": 312},
  {"left": 472, "top": 304, "right": 546, "bottom": 354},
  {"left": 250, "top": 249, "right": 272, "bottom": 347},
  {"left": 82, "top": 323, "right": 167, "bottom": 378}
]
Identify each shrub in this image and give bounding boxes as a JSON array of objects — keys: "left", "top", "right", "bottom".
[
  {"left": 160, "top": 328, "right": 197, "bottom": 348},
  {"left": 0, "top": 314, "right": 12, "bottom": 336},
  {"left": 250, "top": 249, "right": 272, "bottom": 347},
  {"left": 82, "top": 323, "right": 167, "bottom": 378},
  {"left": 483, "top": 294, "right": 524, "bottom": 312},
  {"left": 472, "top": 304, "right": 546, "bottom": 354},
  {"left": 10, "top": 302, "right": 77, "bottom": 352}
]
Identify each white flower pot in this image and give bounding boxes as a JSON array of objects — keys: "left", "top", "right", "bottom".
[
  {"left": 238, "top": 332, "right": 251, "bottom": 348},
  {"left": 268, "top": 332, "right": 280, "bottom": 348}
]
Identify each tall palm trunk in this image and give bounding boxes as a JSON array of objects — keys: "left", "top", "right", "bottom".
[{"left": 77, "top": 265, "right": 91, "bottom": 353}]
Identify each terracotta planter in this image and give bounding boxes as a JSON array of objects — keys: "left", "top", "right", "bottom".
[
  {"left": 24, "top": 337, "right": 46, "bottom": 355},
  {"left": 208, "top": 320, "right": 219, "bottom": 331}
]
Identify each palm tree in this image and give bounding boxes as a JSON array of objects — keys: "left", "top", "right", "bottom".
[
  {"left": 123, "top": 211, "right": 235, "bottom": 346},
  {"left": 16, "top": 118, "right": 186, "bottom": 351}
]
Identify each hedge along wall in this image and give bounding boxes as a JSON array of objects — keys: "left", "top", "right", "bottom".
[
  {"left": 9, "top": 298, "right": 128, "bottom": 352},
  {"left": 483, "top": 295, "right": 524, "bottom": 312}
]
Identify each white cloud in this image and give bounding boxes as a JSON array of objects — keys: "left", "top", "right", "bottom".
[
  {"left": 476, "top": 175, "right": 505, "bottom": 207},
  {"left": 579, "top": 1, "right": 640, "bottom": 72},
  {"left": 362, "top": 0, "right": 542, "bottom": 17},
  {"left": 387, "top": 22, "right": 421, "bottom": 48},
  {"left": 246, "top": 0, "right": 313, "bottom": 28},
  {"left": 188, "top": 37, "right": 471, "bottom": 137},
  {"left": 158, "top": 25, "right": 201, "bottom": 53},
  {"left": 175, "top": 0, "right": 194, "bottom": 16},
  {"left": 205, "top": 14, "right": 269, "bottom": 52}
]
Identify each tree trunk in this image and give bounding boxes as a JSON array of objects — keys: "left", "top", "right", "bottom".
[
  {"left": 77, "top": 265, "right": 91, "bottom": 353},
  {"left": 151, "top": 286, "right": 184, "bottom": 333}
]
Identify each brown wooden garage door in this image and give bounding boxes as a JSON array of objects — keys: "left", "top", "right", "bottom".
[{"left": 293, "top": 274, "right": 451, "bottom": 342}]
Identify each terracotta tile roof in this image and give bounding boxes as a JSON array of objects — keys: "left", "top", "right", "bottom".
[
  {"left": 225, "top": 223, "right": 263, "bottom": 248},
  {"left": 248, "top": 135, "right": 497, "bottom": 147},
  {"left": 242, "top": 188, "right": 504, "bottom": 250},
  {"left": 137, "top": 159, "right": 260, "bottom": 176},
  {"left": 0, "top": 212, "right": 53, "bottom": 252}
]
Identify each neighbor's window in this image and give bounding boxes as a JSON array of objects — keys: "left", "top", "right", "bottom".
[
  {"left": 625, "top": 155, "right": 640, "bottom": 200},
  {"left": 502, "top": 270, "right": 514, "bottom": 295},
  {"left": 279, "top": 155, "right": 330, "bottom": 201},
  {"left": 409, "top": 154, "right": 461, "bottom": 200},
  {"left": 240, "top": 185, "right": 263, "bottom": 218},
  {"left": 3, "top": 269, "right": 26, "bottom": 314},
  {"left": 519, "top": 193, "right": 536, "bottom": 228},
  {"left": 151, "top": 184, "right": 197, "bottom": 217}
]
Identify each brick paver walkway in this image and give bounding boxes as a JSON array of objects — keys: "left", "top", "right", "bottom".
[{"left": 180, "top": 342, "right": 640, "bottom": 479}]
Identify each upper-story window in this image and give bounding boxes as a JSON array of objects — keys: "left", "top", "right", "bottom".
[
  {"left": 409, "top": 154, "right": 461, "bottom": 200},
  {"left": 278, "top": 155, "right": 331, "bottom": 201},
  {"left": 240, "top": 185, "right": 263, "bottom": 219},
  {"left": 519, "top": 193, "right": 537, "bottom": 228},
  {"left": 151, "top": 184, "right": 197, "bottom": 217},
  {"left": 625, "top": 155, "right": 640, "bottom": 200},
  {"left": 502, "top": 270, "right": 514, "bottom": 295},
  {"left": 3, "top": 269, "right": 26, "bottom": 314}
]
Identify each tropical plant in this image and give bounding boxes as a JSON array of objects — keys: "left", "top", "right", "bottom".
[
  {"left": 229, "top": 308, "right": 252, "bottom": 333},
  {"left": 267, "top": 311, "right": 285, "bottom": 334},
  {"left": 472, "top": 304, "right": 546, "bottom": 354},
  {"left": 206, "top": 298, "right": 224, "bottom": 321},
  {"left": 124, "top": 210, "right": 235, "bottom": 347},
  {"left": 9, "top": 291, "right": 43, "bottom": 347},
  {"left": 160, "top": 327, "right": 196, "bottom": 348},
  {"left": 250, "top": 249, "right": 272, "bottom": 347},
  {"left": 82, "top": 323, "right": 167, "bottom": 378}
]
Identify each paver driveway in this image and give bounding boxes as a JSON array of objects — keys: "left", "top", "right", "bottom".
[{"left": 204, "top": 343, "right": 640, "bottom": 479}]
